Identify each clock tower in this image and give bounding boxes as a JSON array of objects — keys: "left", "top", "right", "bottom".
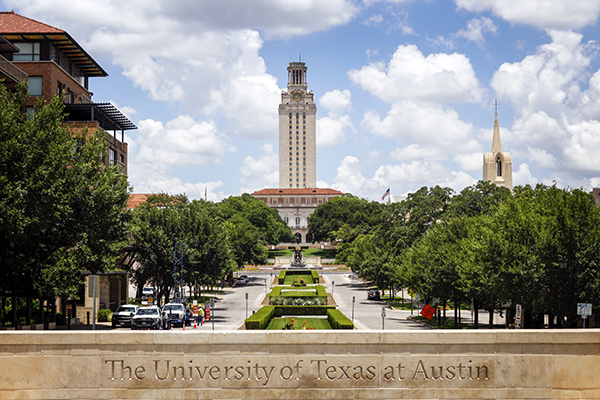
[{"left": 279, "top": 61, "right": 317, "bottom": 188}]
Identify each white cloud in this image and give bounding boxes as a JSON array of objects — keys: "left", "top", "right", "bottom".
[
  {"left": 9, "top": 0, "right": 359, "bottom": 142},
  {"left": 361, "top": 101, "right": 479, "bottom": 152},
  {"left": 317, "top": 115, "right": 352, "bottom": 147},
  {"left": 133, "top": 116, "right": 231, "bottom": 172},
  {"left": 453, "top": 152, "right": 482, "bottom": 172},
  {"left": 363, "top": 14, "right": 384, "bottom": 26},
  {"left": 456, "top": 0, "right": 600, "bottom": 30},
  {"left": 316, "top": 89, "right": 354, "bottom": 147},
  {"left": 349, "top": 44, "right": 484, "bottom": 103},
  {"left": 512, "top": 163, "right": 538, "bottom": 186},
  {"left": 491, "top": 30, "right": 600, "bottom": 179},
  {"left": 455, "top": 17, "right": 498, "bottom": 47},
  {"left": 390, "top": 144, "right": 447, "bottom": 162},
  {"left": 373, "top": 162, "right": 476, "bottom": 194},
  {"left": 319, "top": 89, "right": 352, "bottom": 115},
  {"left": 526, "top": 147, "right": 557, "bottom": 169},
  {"left": 239, "top": 144, "right": 279, "bottom": 193}
]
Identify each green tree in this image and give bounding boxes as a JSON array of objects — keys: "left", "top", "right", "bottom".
[
  {"left": 446, "top": 180, "right": 512, "bottom": 219},
  {"left": 219, "top": 194, "right": 294, "bottom": 245},
  {"left": 308, "top": 194, "right": 385, "bottom": 244},
  {"left": 0, "top": 83, "right": 130, "bottom": 302},
  {"left": 130, "top": 196, "right": 235, "bottom": 305}
]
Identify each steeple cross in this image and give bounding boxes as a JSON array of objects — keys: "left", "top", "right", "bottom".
[{"left": 493, "top": 99, "right": 500, "bottom": 115}]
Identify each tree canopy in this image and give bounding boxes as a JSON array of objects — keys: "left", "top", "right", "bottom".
[{"left": 0, "top": 83, "right": 130, "bottom": 299}]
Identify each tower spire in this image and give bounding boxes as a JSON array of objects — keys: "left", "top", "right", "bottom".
[{"left": 492, "top": 100, "right": 502, "bottom": 153}]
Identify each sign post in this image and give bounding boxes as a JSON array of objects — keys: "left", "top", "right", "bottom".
[
  {"left": 381, "top": 306, "right": 386, "bottom": 330},
  {"left": 210, "top": 298, "right": 215, "bottom": 331},
  {"left": 577, "top": 303, "right": 592, "bottom": 328},
  {"left": 352, "top": 296, "right": 355, "bottom": 322},
  {"left": 515, "top": 304, "right": 522, "bottom": 329}
]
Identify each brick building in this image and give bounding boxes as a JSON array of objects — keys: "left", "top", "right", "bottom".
[
  {"left": 0, "top": 11, "right": 136, "bottom": 323},
  {"left": 0, "top": 11, "right": 135, "bottom": 173}
]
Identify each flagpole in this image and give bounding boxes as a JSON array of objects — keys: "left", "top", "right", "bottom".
[{"left": 388, "top": 186, "right": 391, "bottom": 205}]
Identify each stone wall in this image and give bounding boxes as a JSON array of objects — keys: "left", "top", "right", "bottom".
[{"left": 0, "top": 330, "right": 599, "bottom": 399}]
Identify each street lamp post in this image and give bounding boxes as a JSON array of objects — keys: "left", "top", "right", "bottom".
[
  {"left": 352, "top": 296, "right": 355, "bottom": 322},
  {"left": 559, "top": 260, "right": 567, "bottom": 328}
]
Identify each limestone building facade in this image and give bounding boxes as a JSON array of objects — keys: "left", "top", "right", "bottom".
[
  {"left": 252, "top": 188, "right": 342, "bottom": 244},
  {"left": 278, "top": 61, "right": 317, "bottom": 188},
  {"left": 483, "top": 108, "right": 513, "bottom": 190}
]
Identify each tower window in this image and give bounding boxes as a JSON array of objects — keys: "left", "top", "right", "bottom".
[{"left": 496, "top": 158, "right": 502, "bottom": 177}]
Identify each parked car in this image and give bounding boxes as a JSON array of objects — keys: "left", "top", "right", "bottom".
[
  {"left": 367, "top": 289, "right": 381, "bottom": 301},
  {"left": 162, "top": 303, "right": 189, "bottom": 328},
  {"left": 111, "top": 304, "right": 139, "bottom": 328},
  {"left": 131, "top": 306, "right": 162, "bottom": 330},
  {"left": 236, "top": 276, "right": 248, "bottom": 286}
]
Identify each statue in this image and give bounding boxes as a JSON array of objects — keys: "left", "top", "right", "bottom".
[{"left": 290, "top": 248, "right": 304, "bottom": 268}]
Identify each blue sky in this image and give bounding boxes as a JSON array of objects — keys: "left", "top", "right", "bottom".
[{"left": 4, "top": 0, "right": 600, "bottom": 201}]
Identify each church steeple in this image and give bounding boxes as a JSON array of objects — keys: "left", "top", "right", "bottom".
[
  {"left": 483, "top": 101, "right": 513, "bottom": 191},
  {"left": 492, "top": 101, "right": 502, "bottom": 154}
]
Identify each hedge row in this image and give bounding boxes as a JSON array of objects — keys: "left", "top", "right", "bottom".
[
  {"left": 311, "top": 270, "right": 319, "bottom": 283},
  {"left": 278, "top": 269, "right": 320, "bottom": 284},
  {"left": 245, "top": 306, "right": 275, "bottom": 330},
  {"left": 327, "top": 309, "right": 354, "bottom": 330},
  {"left": 273, "top": 305, "right": 335, "bottom": 317},
  {"left": 269, "top": 285, "right": 327, "bottom": 305},
  {"left": 245, "top": 305, "right": 337, "bottom": 329}
]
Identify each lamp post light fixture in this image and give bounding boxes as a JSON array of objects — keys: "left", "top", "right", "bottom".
[{"left": 559, "top": 260, "right": 567, "bottom": 328}]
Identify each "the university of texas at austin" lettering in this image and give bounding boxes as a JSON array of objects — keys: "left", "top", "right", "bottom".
[{"left": 104, "top": 359, "right": 490, "bottom": 386}]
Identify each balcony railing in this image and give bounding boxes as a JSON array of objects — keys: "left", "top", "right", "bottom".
[
  {"left": 0, "top": 54, "right": 28, "bottom": 83},
  {"left": 62, "top": 91, "right": 93, "bottom": 104}
]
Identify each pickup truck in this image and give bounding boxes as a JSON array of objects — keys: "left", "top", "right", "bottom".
[{"left": 161, "top": 303, "right": 190, "bottom": 328}]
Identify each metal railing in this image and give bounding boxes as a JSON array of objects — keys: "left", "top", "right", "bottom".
[{"left": 0, "top": 54, "right": 28, "bottom": 83}]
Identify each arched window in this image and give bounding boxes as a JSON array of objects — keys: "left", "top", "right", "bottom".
[{"left": 496, "top": 158, "right": 502, "bottom": 177}]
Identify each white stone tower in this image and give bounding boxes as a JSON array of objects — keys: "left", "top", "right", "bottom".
[
  {"left": 483, "top": 103, "right": 512, "bottom": 190},
  {"left": 278, "top": 61, "right": 317, "bottom": 188}
]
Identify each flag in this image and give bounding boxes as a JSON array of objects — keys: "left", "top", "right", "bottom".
[{"left": 382, "top": 187, "right": 390, "bottom": 201}]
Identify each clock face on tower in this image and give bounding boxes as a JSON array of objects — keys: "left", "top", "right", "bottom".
[{"left": 292, "top": 91, "right": 303, "bottom": 101}]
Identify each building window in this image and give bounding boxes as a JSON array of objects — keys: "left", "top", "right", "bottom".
[
  {"left": 27, "top": 76, "right": 43, "bottom": 96},
  {"left": 496, "top": 158, "right": 502, "bottom": 177},
  {"left": 284, "top": 217, "right": 289, "bottom": 224},
  {"left": 25, "top": 106, "right": 35, "bottom": 120},
  {"left": 14, "top": 42, "right": 40, "bottom": 61},
  {"left": 295, "top": 217, "right": 301, "bottom": 228}
]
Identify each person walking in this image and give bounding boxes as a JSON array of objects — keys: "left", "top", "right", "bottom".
[{"left": 198, "top": 306, "right": 204, "bottom": 325}]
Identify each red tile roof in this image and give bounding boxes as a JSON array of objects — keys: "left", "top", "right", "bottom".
[
  {"left": 127, "top": 194, "right": 148, "bottom": 209},
  {"left": 0, "top": 11, "right": 107, "bottom": 77},
  {"left": 251, "top": 188, "right": 343, "bottom": 196},
  {"left": 0, "top": 11, "right": 64, "bottom": 34}
]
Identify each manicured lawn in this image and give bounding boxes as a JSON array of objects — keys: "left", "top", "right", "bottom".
[
  {"left": 303, "top": 248, "right": 336, "bottom": 258},
  {"left": 266, "top": 317, "right": 332, "bottom": 330},
  {"left": 283, "top": 274, "right": 314, "bottom": 285},
  {"left": 268, "top": 249, "right": 293, "bottom": 257},
  {"left": 267, "top": 248, "right": 337, "bottom": 259}
]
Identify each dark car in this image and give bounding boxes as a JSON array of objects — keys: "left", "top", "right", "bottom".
[
  {"left": 131, "top": 306, "right": 162, "bottom": 330},
  {"left": 111, "top": 304, "right": 139, "bottom": 328},
  {"left": 367, "top": 289, "right": 380, "bottom": 300}
]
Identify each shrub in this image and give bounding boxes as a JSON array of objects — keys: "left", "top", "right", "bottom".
[
  {"left": 327, "top": 309, "right": 353, "bottom": 329},
  {"left": 273, "top": 305, "right": 335, "bottom": 317},
  {"left": 278, "top": 271, "right": 286, "bottom": 285},
  {"left": 98, "top": 309, "right": 112, "bottom": 322},
  {"left": 245, "top": 306, "right": 275, "bottom": 330},
  {"left": 311, "top": 270, "right": 319, "bottom": 283}
]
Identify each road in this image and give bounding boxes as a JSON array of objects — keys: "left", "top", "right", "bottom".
[{"left": 114, "top": 270, "right": 503, "bottom": 332}]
